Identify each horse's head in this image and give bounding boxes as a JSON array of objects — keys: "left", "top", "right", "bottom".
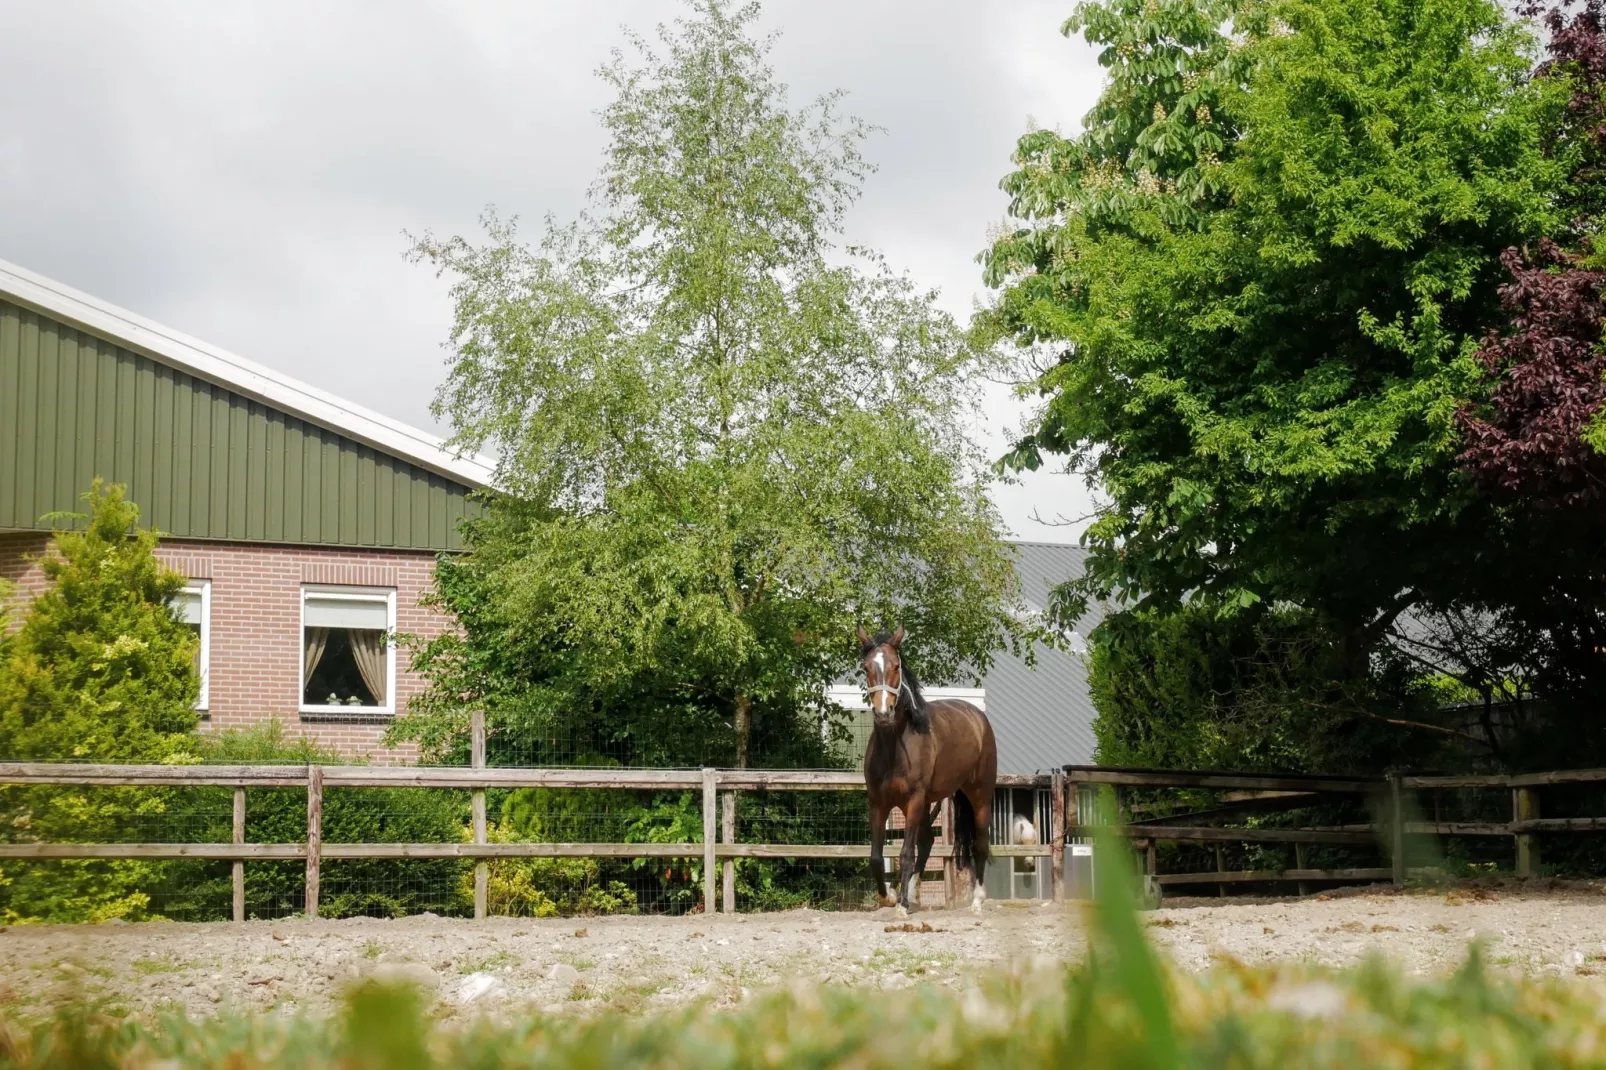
[{"left": 856, "top": 624, "right": 926, "bottom": 731}]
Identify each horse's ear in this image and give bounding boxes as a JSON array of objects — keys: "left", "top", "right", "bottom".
[
  {"left": 856, "top": 624, "right": 871, "bottom": 647},
  {"left": 891, "top": 625, "right": 905, "bottom": 647}
]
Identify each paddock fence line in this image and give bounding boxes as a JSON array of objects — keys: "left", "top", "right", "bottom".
[
  {"left": 0, "top": 759, "right": 1059, "bottom": 920},
  {"left": 1064, "top": 764, "right": 1606, "bottom": 895},
  {"left": 10, "top": 746, "right": 1606, "bottom": 918}
]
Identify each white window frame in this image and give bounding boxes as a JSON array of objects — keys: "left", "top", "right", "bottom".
[
  {"left": 178, "top": 580, "right": 211, "bottom": 711},
  {"left": 299, "top": 585, "right": 397, "bottom": 715}
]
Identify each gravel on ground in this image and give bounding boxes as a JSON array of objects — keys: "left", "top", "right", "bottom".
[{"left": 4, "top": 878, "right": 1606, "bottom": 1022}]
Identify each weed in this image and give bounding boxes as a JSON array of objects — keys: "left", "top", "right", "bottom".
[
  {"left": 131, "top": 958, "right": 189, "bottom": 977},
  {"left": 459, "top": 950, "right": 518, "bottom": 975}
]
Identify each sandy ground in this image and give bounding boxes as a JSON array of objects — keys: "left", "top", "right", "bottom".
[{"left": 5, "top": 880, "right": 1606, "bottom": 1021}]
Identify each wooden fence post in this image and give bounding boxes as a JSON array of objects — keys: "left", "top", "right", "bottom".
[
  {"left": 232, "top": 787, "right": 246, "bottom": 923},
  {"left": 1514, "top": 787, "right": 1539, "bottom": 878},
  {"left": 305, "top": 765, "right": 323, "bottom": 918},
  {"left": 702, "top": 769, "right": 717, "bottom": 915},
  {"left": 1050, "top": 772, "right": 1066, "bottom": 903},
  {"left": 721, "top": 791, "right": 736, "bottom": 914},
  {"left": 1388, "top": 774, "right": 1405, "bottom": 885},
  {"left": 1294, "top": 842, "right": 1310, "bottom": 898},
  {"left": 1215, "top": 844, "right": 1227, "bottom": 899},
  {"left": 472, "top": 707, "right": 487, "bottom": 921},
  {"left": 941, "top": 797, "right": 957, "bottom": 906}
]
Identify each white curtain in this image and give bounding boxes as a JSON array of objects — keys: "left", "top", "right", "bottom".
[
  {"left": 348, "top": 630, "right": 387, "bottom": 706},
  {"left": 303, "top": 626, "right": 330, "bottom": 688}
]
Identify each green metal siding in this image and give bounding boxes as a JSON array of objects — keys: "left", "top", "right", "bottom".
[{"left": 0, "top": 298, "right": 479, "bottom": 550}]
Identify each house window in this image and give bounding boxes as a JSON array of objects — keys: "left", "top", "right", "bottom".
[
  {"left": 300, "top": 586, "right": 396, "bottom": 714},
  {"left": 173, "top": 581, "right": 210, "bottom": 710}
]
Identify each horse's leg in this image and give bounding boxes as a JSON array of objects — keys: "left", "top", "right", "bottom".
[
  {"left": 968, "top": 784, "right": 994, "bottom": 915},
  {"left": 868, "top": 798, "right": 894, "bottom": 908},
  {"left": 913, "top": 803, "right": 939, "bottom": 908},
  {"left": 896, "top": 794, "right": 927, "bottom": 917}
]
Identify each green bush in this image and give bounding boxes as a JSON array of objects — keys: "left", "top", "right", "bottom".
[
  {"left": 494, "top": 788, "right": 702, "bottom": 915},
  {"left": 161, "top": 723, "right": 471, "bottom": 920},
  {"left": 0, "top": 482, "right": 201, "bottom": 924}
]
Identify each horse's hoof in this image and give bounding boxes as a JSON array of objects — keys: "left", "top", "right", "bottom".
[
  {"left": 970, "top": 898, "right": 984, "bottom": 916},
  {"left": 894, "top": 904, "right": 908, "bottom": 919},
  {"left": 877, "top": 895, "right": 898, "bottom": 909}
]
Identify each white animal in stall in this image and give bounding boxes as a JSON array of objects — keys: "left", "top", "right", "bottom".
[{"left": 1012, "top": 814, "right": 1038, "bottom": 872}]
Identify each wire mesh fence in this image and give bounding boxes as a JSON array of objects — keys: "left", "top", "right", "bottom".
[{"left": 0, "top": 764, "right": 1055, "bottom": 924}]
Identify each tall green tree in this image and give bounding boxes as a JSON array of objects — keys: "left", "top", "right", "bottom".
[
  {"left": 0, "top": 481, "right": 200, "bottom": 921},
  {"left": 0, "top": 480, "right": 199, "bottom": 761},
  {"left": 982, "top": 0, "right": 1571, "bottom": 767},
  {"left": 402, "top": 1, "right": 1021, "bottom": 767}
]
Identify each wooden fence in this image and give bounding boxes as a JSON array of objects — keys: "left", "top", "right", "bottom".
[
  {"left": 0, "top": 757, "right": 1058, "bottom": 920},
  {"left": 1066, "top": 764, "right": 1606, "bottom": 895},
  {"left": 10, "top": 745, "right": 1606, "bottom": 917}
]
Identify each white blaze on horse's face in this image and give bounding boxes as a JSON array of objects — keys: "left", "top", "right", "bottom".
[{"left": 865, "top": 645, "right": 900, "bottom": 723}]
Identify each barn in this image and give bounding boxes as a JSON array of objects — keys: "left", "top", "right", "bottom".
[{"left": 0, "top": 258, "right": 491, "bottom": 761}]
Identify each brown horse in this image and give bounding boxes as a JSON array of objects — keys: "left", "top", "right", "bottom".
[{"left": 859, "top": 625, "right": 997, "bottom": 915}]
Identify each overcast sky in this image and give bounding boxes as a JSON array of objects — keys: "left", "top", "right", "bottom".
[{"left": 0, "top": 1, "right": 1106, "bottom": 541}]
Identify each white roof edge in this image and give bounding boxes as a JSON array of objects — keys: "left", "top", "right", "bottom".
[{"left": 0, "top": 258, "right": 495, "bottom": 489}]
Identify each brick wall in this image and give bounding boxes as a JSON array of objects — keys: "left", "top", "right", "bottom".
[
  {"left": 155, "top": 540, "right": 447, "bottom": 763},
  {"left": 0, "top": 534, "right": 455, "bottom": 763},
  {"left": 0, "top": 533, "right": 52, "bottom": 622}
]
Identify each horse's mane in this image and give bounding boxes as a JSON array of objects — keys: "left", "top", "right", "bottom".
[{"left": 860, "top": 631, "right": 930, "bottom": 733}]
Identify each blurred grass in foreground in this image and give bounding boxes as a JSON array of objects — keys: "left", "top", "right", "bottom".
[
  {"left": 5, "top": 951, "right": 1606, "bottom": 1070},
  {"left": 5, "top": 810, "right": 1605, "bottom": 1068}
]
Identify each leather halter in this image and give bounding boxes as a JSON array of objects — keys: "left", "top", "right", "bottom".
[{"left": 865, "top": 677, "right": 911, "bottom": 709}]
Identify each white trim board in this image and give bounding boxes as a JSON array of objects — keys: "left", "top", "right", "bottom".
[
  {"left": 0, "top": 257, "right": 494, "bottom": 489},
  {"left": 825, "top": 684, "right": 986, "bottom": 711}
]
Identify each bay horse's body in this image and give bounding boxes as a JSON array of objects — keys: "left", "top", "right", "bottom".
[{"left": 858, "top": 626, "right": 997, "bottom": 914}]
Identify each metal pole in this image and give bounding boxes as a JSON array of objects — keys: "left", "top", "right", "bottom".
[{"left": 1050, "top": 772, "right": 1066, "bottom": 903}]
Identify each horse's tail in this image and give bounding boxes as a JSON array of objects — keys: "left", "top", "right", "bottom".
[{"left": 952, "top": 790, "right": 978, "bottom": 873}]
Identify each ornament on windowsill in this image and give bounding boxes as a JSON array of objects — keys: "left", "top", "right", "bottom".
[
  {"left": 346, "top": 696, "right": 363, "bottom": 706},
  {"left": 325, "top": 694, "right": 339, "bottom": 706}
]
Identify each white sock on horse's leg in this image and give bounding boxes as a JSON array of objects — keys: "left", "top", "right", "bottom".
[{"left": 971, "top": 881, "right": 987, "bottom": 915}]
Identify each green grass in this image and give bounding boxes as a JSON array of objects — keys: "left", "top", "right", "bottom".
[
  {"left": 5, "top": 953, "right": 1606, "bottom": 1068},
  {"left": 129, "top": 959, "right": 189, "bottom": 977},
  {"left": 458, "top": 950, "right": 518, "bottom": 975}
]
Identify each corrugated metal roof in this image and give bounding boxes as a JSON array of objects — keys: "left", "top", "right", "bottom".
[
  {"left": 986, "top": 541, "right": 1104, "bottom": 774},
  {"left": 836, "top": 541, "right": 1104, "bottom": 774},
  {"left": 0, "top": 258, "right": 493, "bottom": 488},
  {"left": 0, "top": 296, "right": 480, "bottom": 551}
]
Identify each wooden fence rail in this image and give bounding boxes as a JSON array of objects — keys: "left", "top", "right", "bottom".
[
  {"left": 13, "top": 747, "right": 1606, "bottom": 915},
  {"left": 0, "top": 730, "right": 1059, "bottom": 918},
  {"left": 1066, "top": 763, "right": 1606, "bottom": 894}
]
